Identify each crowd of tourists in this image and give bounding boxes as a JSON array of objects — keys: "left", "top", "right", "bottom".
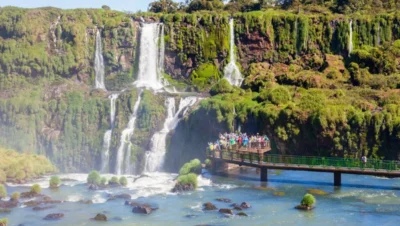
[{"left": 208, "top": 132, "right": 270, "bottom": 151}]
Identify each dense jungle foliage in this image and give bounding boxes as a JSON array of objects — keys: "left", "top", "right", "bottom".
[{"left": 1, "top": 0, "right": 400, "bottom": 173}]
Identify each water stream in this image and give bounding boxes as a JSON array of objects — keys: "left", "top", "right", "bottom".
[
  {"left": 224, "top": 18, "right": 243, "bottom": 87},
  {"left": 348, "top": 20, "right": 353, "bottom": 56},
  {"left": 101, "top": 94, "right": 119, "bottom": 173},
  {"left": 94, "top": 29, "right": 106, "bottom": 90}
]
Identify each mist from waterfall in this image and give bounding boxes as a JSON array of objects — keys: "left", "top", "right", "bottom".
[
  {"left": 144, "top": 97, "right": 198, "bottom": 172},
  {"left": 101, "top": 94, "right": 119, "bottom": 173},
  {"left": 134, "top": 23, "right": 164, "bottom": 90},
  {"left": 223, "top": 18, "right": 243, "bottom": 87},
  {"left": 348, "top": 20, "right": 353, "bottom": 57},
  {"left": 94, "top": 29, "right": 106, "bottom": 90},
  {"left": 115, "top": 91, "right": 142, "bottom": 175}
]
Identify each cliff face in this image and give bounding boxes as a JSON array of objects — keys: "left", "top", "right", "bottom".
[{"left": 1, "top": 7, "right": 400, "bottom": 172}]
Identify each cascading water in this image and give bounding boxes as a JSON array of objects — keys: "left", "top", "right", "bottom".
[
  {"left": 115, "top": 91, "right": 142, "bottom": 175},
  {"left": 377, "top": 24, "right": 381, "bottom": 46},
  {"left": 94, "top": 29, "right": 106, "bottom": 90},
  {"left": 144, "top": 97, "right": 197, "bottom": 172},
  {"left": 101, "top": 93, "right": 119, "bottom": 173},
  {"left": 348, "top": 20, "right": 353, "bottom": 57},
  {"left": 223, "top": 18, "right": 243, "bottom": 87},
  {"left": 134, "top": 23, "right": 164, "bottom": 90}
]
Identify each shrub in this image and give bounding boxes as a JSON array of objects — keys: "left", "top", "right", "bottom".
[
  {"left": 177, "top": 173, "right": 198, "bottom": 189},
  {"left": 301, "top": 193, "right": 316, "bottom": 207},
  {"left": 100, "top": 177, "right": 107, "bottom": 186},
  {"left": 30, "top": 184, "right": 41, "bottom": 194},
  {"left": 268, "top": 86, "right": 291, "bottom": 105},
  {"left": 87, "top": 171, "right": 101, "bottom": 185},
  {"left": 109, "top": 176, "right": 119, "bottom": 185},
  {"left": 204, "top": 159, "right": 211, "bottom": 167},
  {"left": 119, "top": 177, "right": 127, "bottom": 186},
  {"left": 0, "top": 185, "right": 7, "bottom": 199},
  {"left": 210, "top": 79, "right": 233, "bottom": 96},
  {"left": 11, "top": 192, "right": 20, "bottom": 201},
  {"left": 49, "top": 176, "right": 61, "bottom": 188},
  {"left": 179, "top": 159, "right": 202, "bottom": 175}
]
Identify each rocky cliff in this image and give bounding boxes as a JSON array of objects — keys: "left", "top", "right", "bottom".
[{"left": 1, "top": 7, "right": 400, "bottom": 173}]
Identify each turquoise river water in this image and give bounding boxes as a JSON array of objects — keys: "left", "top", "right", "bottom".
[{"left": 2, "top": 168, "right": 400, "bottom": 226}]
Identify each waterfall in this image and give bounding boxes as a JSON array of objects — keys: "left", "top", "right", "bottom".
[
  {"left": 377, "top": 23, "right": 381, "bottom": 46},
  {"left": 134, "top": 23, "right": 164, "bottom": 90},
  {"left": 94, "top": 30, "right": 106, "bottom": 90},
  {"left": 348, "top": 20, "right": 353, "bottom": 57},
  {"left": 223, "top": 18, "right": 243, "bottom": 87},
  {"left": 115, "top": 91, "right": 142, "bottom": 175},
  {"left": 101, "top": 93, "right": 119, "bottom": 173},
  {"left": 144, "top": 96, "right": 198, "bottom": 172}
]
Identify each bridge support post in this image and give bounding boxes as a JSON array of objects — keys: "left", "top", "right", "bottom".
[
  {"left": 334, "top": 172, "right": 341, "bottom": 186},
  {"left": 260, "top": 167, "right": 268, "bottom": 182}
]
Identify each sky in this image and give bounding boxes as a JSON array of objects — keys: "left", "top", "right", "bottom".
[{"left": 0, "top": 0, "right": 180, "bottom": 12}]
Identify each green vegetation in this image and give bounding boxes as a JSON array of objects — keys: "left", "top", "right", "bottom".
[
  {"left": 0, "top": 185, "right": 6, "bottom": 200},
  {"left": 30, "top": 184, "right": 41, "bottom": 194},
  {"left": 100, "top": 177, "right": 107, "bottom": 186},
  {"left": 119, "top": 177, "right": 128, "bottom": 186},
  {"left": 177, "top": 173, "right": 198, "bottom": 189},
  {"left": 87, "top": 171, "right": 101, "bottom": 186},
  {"left": 301, "top": 194, "right": 316, "bottom": 207},
  {"left": 0, "top": 218, "right": 7, "bottom": 225},
  {"left": 0, "top": 147, "right": 55, "bottom": 182},
  {"left": 49, "top": 176, "right": 61, "bottom": 188},
  {"left": 109, "top": 176, "right": 119, "bottom": 185},
  {"left": 10, "top": 192, "right": 20, "bottom": 201},
  {"left": 191, "top": 63, "right": 221, "bottom": 91},
  {"left": 179, "top": 159, "right": 202, "bottom": 175}
]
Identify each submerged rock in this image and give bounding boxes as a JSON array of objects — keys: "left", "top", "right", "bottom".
[
  {"left": 33, "top": 205, "right": 56, "bottom": 211},
  {"left": 43, "top": 213, "right": 64, "bottom": 220},
  {"left": 79, "top": 200, "right": 93, "bottom": 205},
  {"left": 24, "top": 198, "right": 62, "bottom": 207},
  {"left": 93, "top": 213, "right": 107, "bottom": 221},
  {"left": 219, "top": 208, "right": 233, "bottom": 215},
  {"left": 233, "top": 206, "right": 242, "bottom": 211},
  {"left": 132, "top": 205, "right": 152, "bottom": 214},
  {"left": 0, "top": 208, "right": 11, "bottom": 213},
  {"left": 237, "top": 212, "right": 248, "bottom": 217},
  {"left": 273, "top": 191, "right": 285, "bottom": 197},
  {"left": 0, "top": 200, "right": 18, "bottom": 208},
  {"left": 203, "top": 202, "right": 217, "bottom": 211},
  {"left": 108, "top": 193, "right": 131, "bottom": 201},
  {"left": 215, "top": 198, "right": 231, "bottom": 203},
  {"left": 307, "top": 188, "right": 329, "bottom": 195},
  {"left": 295, "top": 205, "right": 314, "bottom": 211}
]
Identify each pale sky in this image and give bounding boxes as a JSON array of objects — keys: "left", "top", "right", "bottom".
[{"left": 0, "top": 0, "right": 183, "bottom": 12}]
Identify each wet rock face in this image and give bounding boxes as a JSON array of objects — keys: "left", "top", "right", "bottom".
[
  {"left": 172, "top": 183, "right": 195, "bottom": 193},
  {"left": 203, "top": 202, "right": 217, "bottom": 211},
  {"left": 43, "top": 213, "right": 64, "bottom": 220},
  {"left": 93, "top": 213, "right": 107, "bottom": 221}
]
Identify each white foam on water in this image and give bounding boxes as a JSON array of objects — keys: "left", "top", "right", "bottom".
[
  {"left": 66, "top": 194, "right": 83, "bottom": 202},
  {"left": 126, "top": 172, "right": 177, "bottom": 199}
]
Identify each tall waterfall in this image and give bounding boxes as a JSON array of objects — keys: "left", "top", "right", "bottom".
[
  {"left": 94, "top": 30, "right": 106, "bottom": 90},
  {"left": 223, "top": 18, "right": 243, "bottom": 87},
  {"left": 134, "top": 23, "right": 164, "bottom": 90},
  {"left": 101, "top": 94, "right": 119, "bottom": 173},
  {"left": 115, "top": 91, "right": 142, "bottom": 175},
  {"left": 144, "top": 97, "right": 198, "bottom": 172},
  {"left": 348, "top": 20, "right": 353, "bottom": 57}
]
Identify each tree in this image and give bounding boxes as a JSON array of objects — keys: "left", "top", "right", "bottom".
[
  {"left": 149, "top": 0, "right": 179, "bottom": 13},
  {"left": 187, "top": 0, "right": 224, "bottom": 12},
  {"left": 49, "top": 176, "right": 61, "bottom": 188},
  {"left": 30, "top": 184, "right": 41, "bottom": 194},
  {"left": 87, "top": 171, "right": 101, "bottom": 186},
  {"left": 301, "top": 193, "right": 316, "bottom": 207},
  {"left": 109, "top": 176, "right": 119, "bottom": 185},
  {"left": 119, "top": 176, "right": 128, "bottom": 186}
]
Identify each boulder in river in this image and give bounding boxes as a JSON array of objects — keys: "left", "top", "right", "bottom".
[
  {"left": 0, "top": 200, "right": 18, "bottom": 209},
  {"left": 108, "top": 193, "right": 131, "bottom": 201},
  {"left": 240, "top": 202, "right": 251, "bottom": 209},
  {"left": 132, "top": 205, "right": 153, "bottom": 214},
  {"left": 237, "top": 212, "right": 248, "bottom": 217},
  {"left": 93, "top": 213, "right": 107, "bottom": 221},
  {"left": 33, "top": 205, "right": 56, "bottom": 211},
  {"left": 233, "top": 206, "right": 242, "bottom": 211},
  {"left": 172, "top": 183, "right": 194, "bottom": 193},
  {"left": 43, "top": 213, "right": 64, "bottom": 220},
  {"left": 219, "top": 208, "right": 233, "bottom": 215},
  {"left": 203, "top": 202, "right": 217, "bottom": 211},
  {"left": 215, "top": 198, "right": 231, "bottom": 203},
  {"left": 295, "top": 205, "right": 314, "bottom": 211}
]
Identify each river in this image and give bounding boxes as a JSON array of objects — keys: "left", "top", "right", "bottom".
[{"left": 2, "top": 168, "right": 400, "bottom": 226}]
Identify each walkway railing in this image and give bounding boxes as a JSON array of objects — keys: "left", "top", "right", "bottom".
[{"left": 207, "top": 150, "right": 400, "bottom": 172}]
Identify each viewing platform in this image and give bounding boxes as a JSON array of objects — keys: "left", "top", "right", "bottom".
[{"left": 207, "top": 148, "right": 400, "bottom": 186}]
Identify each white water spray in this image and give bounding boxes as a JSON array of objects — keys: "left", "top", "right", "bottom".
[
  {"left": 223, "top": 19, "right": 243, "bottom": 87},
  {"left": 94, "top": 29, "right": 106, "bottom": 90},
  {"left": 134, "top": 23, "right": 164, "bottom": 90},
  {"left": 144, "top": 97, "right": 198, "bottom": 172},
  {"left": 115, "top": 91, "right": 142, "bottom": 175},
  {"left": 348, "top": 20, "right": 353, "bottom": 57},
  {"left": 101, "top": 93, "right": 119, "bottom": 173}
]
